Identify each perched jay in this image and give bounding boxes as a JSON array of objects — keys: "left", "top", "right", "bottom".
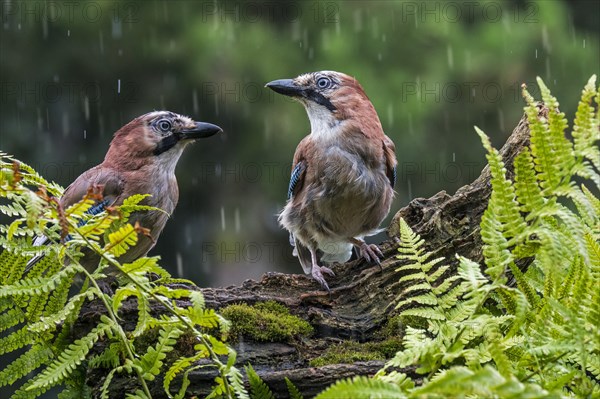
[
  {"left": 27, "top": 111, "right": 221, "bottom": 272},
  {"left": 266, "top": 71, "right": 397, "bottom": 291}
]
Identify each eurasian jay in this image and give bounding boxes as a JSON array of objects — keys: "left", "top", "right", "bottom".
[
  {"left": 266, "top": 71, "right": 397, "bottom": 291},
  {"left": 27, "top": 111, "right": 221, "bottom": 272}
]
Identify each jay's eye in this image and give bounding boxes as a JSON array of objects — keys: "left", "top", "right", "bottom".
[
  {"left": 316, "top": 77, "right": 332, "bottom": 89},
  {"left": 156, "top": 119, "right": 172, "bottom": 133}
]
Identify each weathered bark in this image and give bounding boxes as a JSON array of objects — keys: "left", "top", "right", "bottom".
[{"left": 85, "top": 109, "right": 540, "bottom": 398}]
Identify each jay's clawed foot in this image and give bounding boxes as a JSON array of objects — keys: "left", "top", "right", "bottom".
[
  {"left": 351, "top": 238, "right": 384, "bottom": 269},
  {"left": 361, "top": 243, "right": 384, "bottom": 264},
  {"left": 311, "top": 265, "right": 335, "bottom": 291},
  {"left": 309, "top": 248, "right": 335, "bottom": 291}
]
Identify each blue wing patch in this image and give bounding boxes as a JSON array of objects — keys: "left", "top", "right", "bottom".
[
  {"left": 76, "top": 198, "right": 110, "bottom": 227},
  {"left": 287, "top": 162, "right": 306, "bottom": 200},
  {"left": 67, "top": 198, "right": 111, "bottom": 241},
  {"left": 26, "top": 198, "right": 111, "bottom": 272},
  {"left": 391, "top": 165, "right": 396, "bottom": 189}
]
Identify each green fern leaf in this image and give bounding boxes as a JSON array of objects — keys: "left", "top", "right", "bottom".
[
  {"left": 100, "top": 367, "right": 119, "bottom": 399},
  {"left": 121, "top": 256, "right": 162, "bottom": 275},
  {"left": 523, "top": 85, "right": 562, "bottom": 192},
  {"left": 0, "top": 306, "right": 26, "bottom": 333},
  {"left": 456, "top": 256, "right": 488, "bottom": 291},
  {"left": 191, "top": 308, "right": 221, "bottom": 329},
  {"left": 227, "top": 365, "right": 250, "bottom": 399},
  {"left": 0, "top": 265, "right": 79, "bottom": 298},
  {"left": 582, "top": 185, "right": 600, "bottom": 222},
  {"left": 285, "top": 378, "right": 303, "bottom": 399},
  {"left": 413, "top": 366, "right": 552, "bottom": 397},
  {"left": 105, "top": 223, "right": 138, "bottom": 257},
  {"left": 65, "top": 197, "right": 95, "bottom": 220},
  {"left": 514, "top": 148, "right": 545, "bottom": 214},
  {"left": 137, "top": 326, "right": 183, "bottom": 381},
  {"left": 119, "top": 194, "right": 165, "bottom": 221},
  {"left": 396, "top": 293, "right": 439, "bottom": 309},
  {"left": 0, "top": 328, "right": 40, "bottom": 356},
  {"left": 315, "top": 376, "right": 406, "bottom": 399},
  {"left": 133, "top": 293, "right": 151, "bottom": 337},
  {"left": 476, "top": 126, "right": 526, "bottom": 279},
  {"left": 163, "top": 352, "right": 208, "bottom": 397},
  {"left": 398, "top": 307, "right": 445, "bottom": 321},
  {"left": 572, "top": 75, "right": 599, "bottom": 169},
  {"left": 0, "top": 344, "right": 53, "bottom": 387},
  {"left": 76, "top": 213, "right": 118, "bottom": 243},
  {"left": 0, "top": 250, "right": 29, "bottom": 283},
  {"left": 536, "top": 77, "right": 574, "bottom": 180},
  {"left": 7, "top": 219, "right": 23, "bottom": 240},
  {"left": 189, "top": 290, "right": 206, "bottom": 313},
  {"left": 245, "top": 364, "right": 275, "bottom": 399},
  {"left": 27, "top": 322, "right": 112, "bottom": 391},
  {"left": 112, "top": 286, "right": 138, "bottom": 313},
  {"left": 125, "top": 389, "right": 150, "bottom": 399},
  {"left": 586, "top": 233, "right": 600, "bottom": 274},
  {"left": 30, "top": 288, "right": 98, "bottom": 333},
  {"left": 10, "top": 380, "right": 50, "bottom": 399},
  {"left": 89, "top": 343, "right": 123, "bottom": 370}
]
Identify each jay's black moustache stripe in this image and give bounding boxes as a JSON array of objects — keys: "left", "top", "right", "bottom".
[
  {"left": 154, "top": 134, "right": 179, "bottom": 156},
  {"left": 307, "top": 91, "right": 336, "bottom": 112}
]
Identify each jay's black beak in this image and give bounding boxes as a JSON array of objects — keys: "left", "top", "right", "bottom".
[
  {"left": 266, "top": 78, "right": 336, "bottom": 111},
  {"left": 178, "top": 122, "right": 222, "bottom": 139},
  {"left": 265, "top": 79, "right": 304, "bottom": 97}
]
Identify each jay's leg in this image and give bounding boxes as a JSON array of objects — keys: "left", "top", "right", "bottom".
[
  {"left": 310, "top": 248, "right": 335, "bottom": 291},
  {"left": 350, "top": 237, "right": 384, "bottom": 269}
]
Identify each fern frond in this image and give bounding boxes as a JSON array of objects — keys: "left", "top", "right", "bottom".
[
  {"left": 0, "top": 250, "right": 28, "bottom": 282},
  {"left": 29, "top": 289, "right": 98, "bottom": 333},
  {"left": 476, "top": 126, "right": 526, "bottom": 279},
  {"left": 27, "top": 321, "right": 112, "bottom": 390},
  {"left": 315, "top": 376, "right": 406, "bottom": 399},
  {"left": 413, "top": 366, "right": 553, "bottom": 397},
  {"left": 244, "top": 364, "right": 274, "bottom": 399},
  {"left": 133, "top": 292, "right": 151, "bottom": 338},
  {"left": 0, "top": 328, "right": 42, "bottom": 356},
  {"left": 537, "top": 77, "right": 574, "bottom": 181},
  {"left": 163, "top": 352, "right": 208, "bottom": 397},
  {"left": 76, "top": 212, "right": 119, "bottom": 243},
  {"left": 10, "top": 379, "right": 50, "bottom": 399},
  {"left": 64, "top": 197, "right": 95, "bottom": 221},
  {"left": 0, "top": 305, "right": 26, "bottom": 333},
  {"left": 227, "top": 365, "right": 249, "bottom": 399},
  {"left": 523, "top": 86, "right": 562, "bottom": 192},
  {"left": 0, "top": 265, "right": 79, "bottom": 298},
  {"left": 0, "top": 344, "right": 53, "bottom": 387},
  {"left": 105, "top": 223, "right": 138, "bottom": 257},
  {"left": 456, "top": 256, "right": 488, "bottom": 291},
  {"left": 125, "top": 389, "right": 150, "bottom": 399},
  {"left": 136, "top": 326, "right": 183, "bottom": 381},
  {"left": 514, "top": 148, "right": 545, "bottom": 214},
  {"left": 89, "top": 343, "right": 123, "bottom": 370},
  {"left": 119, "top": 194, "right": 165, "bottom": 221},
  {"left": 582, "top": 185, "right": 600, "bottom": 224},
  {"left": 285, "top": 378, "right": 303, "bottom": 399},
  {"left": 120, "top": 256, "right": 162, "bottom": 276},
  {"left": 398, "top": 307, "right": 445, "bottom": 321},
  {"left": 573, "top": 75, "right": 599, "bottom": 170}
]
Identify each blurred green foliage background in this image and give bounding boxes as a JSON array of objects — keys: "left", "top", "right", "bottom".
[{"left": 1, "top": 0, "right": 598, "bottom": 287}]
